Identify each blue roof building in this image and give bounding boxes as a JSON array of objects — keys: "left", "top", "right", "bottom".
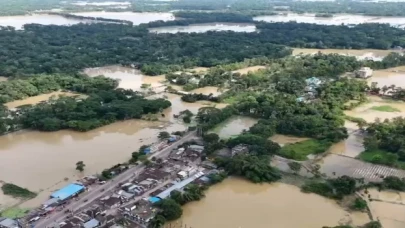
[
  {"left": 148, "top": 197, "right": 161, "bottom": 204},
  {"left": 51, "top": 183, "right": 85, "bottom": 201}
]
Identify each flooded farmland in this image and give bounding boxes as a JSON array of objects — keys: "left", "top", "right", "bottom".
[
  {"left": 253, "top": 13, "right": 405, "bottom": 28},
  {"left": 269, "top": 134, "right": 309, "bottom": 147},
  {"left": 176, "top": 178, "right": 370, "bottom": 228},
  {"left": 148, "top": 23, "right": 257, "bottom": 33},
  {"left": 4, "top": 91, "right": 85, "bottom": 109},
  {"left": 209, "top": 116, "right": 258, "bottom": 139},
  {"left": 370, "top": 66, "right": 405, "bottom": 88}
]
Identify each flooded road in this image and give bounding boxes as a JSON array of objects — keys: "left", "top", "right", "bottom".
[
  {"left": 72, "top": 12, "right": 174, "bottom": 25},
  {"left": 209, "top": 116, "right": 258, "bottom": 139},
  {"left": 176, "top": 178, "right": 369, "bottom": 228},
  {"left": 328, "top": 121, "right": 365, "bottom": 158},
  {"left": 148, "top": 23, "right": 257, "bottom": 33},
  {"left": 254, "top": 13, "right": 405, "bottom": 28}
]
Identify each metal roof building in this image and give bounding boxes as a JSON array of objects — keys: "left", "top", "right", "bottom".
[
  {"left": 51, "top": 183, "right": 85, "bottom": 201},
  {"left": 156, "top": 172, "right": 204, "bottom": 199}
]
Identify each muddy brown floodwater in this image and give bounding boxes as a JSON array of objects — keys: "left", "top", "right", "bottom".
[
  {"left": 209, "top": 116, "right": 258, "bottom": 139},
  {"left": 4, "top": 91, "right": 85, "bottom": 109},
  {"left": 173, "top": 178, "right": 370, "bottom": 228},
  {"left": 369, "top": 66, "right": 405, "bottom": 88},
  {"left": 0, "top": 66, "right": 229, "bottom": 209},
  {"left": 269, "top": 134, "right": 309, "bottom": 147}
]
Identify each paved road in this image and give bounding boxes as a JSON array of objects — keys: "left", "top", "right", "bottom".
[
  {"left": 319, "top": 154, "right": 405, "bottom": 182},
  {"left": 34, "top": 131, "right": 196, "bottom": 228}
]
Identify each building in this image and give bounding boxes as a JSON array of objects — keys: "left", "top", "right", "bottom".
[
  {"left": 188, "top": 145, "right": 204, "bottom": 153},
  {"left": 231, "top": 144, "right": 249, "bottom": 157},
  {"left": 305, "top": 77, "right": 322, "bottom": 87},
  {"left": 356, "top": 67, "right": 373, "bottom": 78},
  {"left": 83, "top": 219, "right": 100, "bottom": 228},
  {"left": 42, "top": 197, "right": 60, "bottom": 209},
  {"left": 100, "top": 195, "right": 121, "bottom": 209},
  {"left": 51, "top": 183, "right": 85, "bottom": 201},
  {"left": 0, "top": 218, "right": 19, "bottom": 228},
  {"left": 156, "top": 172, "right": 204, "bottom": 199},
  {"left": 121, "top": 200, "right": 157, "bottom": 225}
]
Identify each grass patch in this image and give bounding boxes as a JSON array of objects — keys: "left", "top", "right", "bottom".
[
  {"left": 358, "top": 149, "right": 405, "bottom": 170},
  {"left": 344, "top": 115, "right": 366, "bottom": 124},
  {"left": 370, "top": 105, "right": 400, "bottom": 112},
  {"left": 278, "top": 139, "right": 332, "bottom": 161},
  {"left": 0, "top": 207, "right": 29, "bottom": 219},
  {"left": 1, "top": 183, "right": 37, "bottom": 199}
]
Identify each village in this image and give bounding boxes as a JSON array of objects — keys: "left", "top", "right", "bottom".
[{"left": 0, "top": 130, "right": 249, "bottom": 228}]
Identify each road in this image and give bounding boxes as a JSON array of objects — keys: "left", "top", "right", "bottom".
[{"left": 34, "top": 131, "right": 196, "bottom": 228}]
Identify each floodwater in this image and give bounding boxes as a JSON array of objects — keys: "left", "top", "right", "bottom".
[
  {"left": 269, "top": 134, "right": 309, "bottom": 147},
  {"left": 0, "top": 184, "right": 20, "bottom": 211},
  {"left": 4, "top": 91, "right": 84, "bottom": 109},
  {"left": 209, "top": 116, "right": 258, "bottom": 139},
  {"left": 0, "top": 14, "right": 87, "bottom": 29},
  {"left": 176, "top": 178, "right": 369, "bottom": 228},
  {"left": 253, "top": 13, "right": 405, "bottom": 28},
  {"left": 370, "top": 66, "right": 405, "bottom": 88},
  {"left": 344, "top": 96, "right": 405, "bottom": 122},
  {"left": 148, "top": 23, "right": 257, "bottom": 33},
  {"left": 368, "top": 200, "right": 405, "bottom": 228},
  {"left": 0, "top": 66, "right": 228, "bottom": 208},
  {"left": 71, "top": 1, "right": 131, "bottom": 6},
  {"left": 328, "top": 121, "right": 365, "bottom": 158},
  {"left": 293, "top": 48, "right": 399, "bottom": 61},
  {"left": 72, "top": 12, "right": 174, "bottom": 25},
  {"left": 231, "top": 65, "right": 266, "bottom": 75},
  {"left": 83, "top": 66, "right": 166, "bottom": 91}
]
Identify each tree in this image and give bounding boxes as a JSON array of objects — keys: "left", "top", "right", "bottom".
[
  {"left": 76, "top": 161, "right": 85, "bottom": 172},
  {"left": 158, "top": 131, "right": 170, "bottom": 140},
  {"left": 203, "top": 133, "right": 220, "bottom": 143},
  {"left": 148, "top": 215, "right": 166, "bottom": 228},
  {"left": 288, "top": 162, "right": 302, "bottom": 174},
  {"left": 157, "top": 199, "right": 183, "bottom": 221},
  {"left": 351, "top": 197, "right": 367, "bottom": 211}
]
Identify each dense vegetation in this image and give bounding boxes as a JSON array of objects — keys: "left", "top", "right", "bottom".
[
  {"left": 1, "top": 183, "right": 37, "bottom": 199},
  {"left": 361, "top": 117, "right": 405, "bottom": 169},
  {"left": 301, "top": 176, "right": 357, "bottom": 200},
  {"left": 279, "top": 139, "right": 331, "bottom": 161}
]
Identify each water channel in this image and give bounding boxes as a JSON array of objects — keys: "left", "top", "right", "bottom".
[
  {"left": 71, "top": 12, "right": 174, "bottom": 25},
  {"left": 174, "top": 178, "right": 370, "bottom": 228}
]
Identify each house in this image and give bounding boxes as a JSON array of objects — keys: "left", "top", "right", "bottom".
[
  {"left": 356, "top": 67, "right": 373, "bottom": 78},
  {"left": 122, "top": 200, "right": 158, "bottom": 225},
  {"left": 231, "top": 144, "right": 249, "bottom": 157},
  {"left": 305, "top": 77, "right": 322, "bottom": 87},
  {"left": 188, "top": 145, "right": 204, "bottom": 153},
  {"left": 100, "top": 195, "right": 121, "bottom": 209},
  {"left": 83, "top": 218, "right": 100, "bottom": 228},
  {"left": 0, "top": 218, "right": 19, "bottom": 228}
]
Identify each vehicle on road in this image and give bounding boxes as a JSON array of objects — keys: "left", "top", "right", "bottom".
[{"left": 100, "top": 188, "right": 105, "bottom": 192}]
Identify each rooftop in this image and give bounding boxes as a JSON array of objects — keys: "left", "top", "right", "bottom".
[
  {"left": 83, "top": 218, "right": 100, "bottom": 228},
  {"left": 0, "top": 218, "right": 18, "bottom": 228},
  {"left": 156, "top": 172, "right": 204, "bottom": 199},
  {"left": 51, "top": 183, "right": 85, "bottom": 201}
]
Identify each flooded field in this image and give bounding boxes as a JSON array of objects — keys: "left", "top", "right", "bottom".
[
  {"left": 0, "top": 66, "right": 228, "bottom": 208},
  {"left": 293, "top": 48, "right": 399, "bottom": 61},
  {"left": 84, "top": 66, "right": 166, "bottom": 91},
  {"left": 370, "top": 66, "right": 405, "bottom": 88},
  {"left": 269, "top": 134, "right": 309, "bottom": 147},
  {"left": 369, "top": 201, "right": 405, "bottom": 228},
  {"left": 176, "top": 178, "right": 369, "bottom": 228},
  {"left": 209, "top": 116, "right": 258, "bottom": 139},
  {"left": 0, "top": 14, "right": 87, "bottom": 29},
  {"left": 253, "top": 13, "right": 405, "bottom": 28},
  {"left": 344, "top": 96, "right": 405, "bottom": 122},
  {"left": 72, "top": 12, "right": 174, "bottom": 25},
  {"left": 4, "top": 91, "right": 85, "bottom": 109},
  {"left": 148, "top": 23, "right": 257, "bottom": 33},
  {"left": 231, "top": 65, "right": 267, "bottom": 75}
]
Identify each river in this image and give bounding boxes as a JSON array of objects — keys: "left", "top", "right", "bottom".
[
  {"left": 148, "top": 23, "right": 257, "bottom": 33},
  {"left": 174, "top": 178, "right": 370, "bottom": 228},
  {"left": 253, "top": 13, "right": 405, "bottom": 28}
]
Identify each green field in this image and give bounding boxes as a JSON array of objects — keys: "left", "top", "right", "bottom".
[
  {"left": 0, "top": 207, "right": 29, "bottom": 219},
  {"left": 278, "top": 139, "right": 332, "bottom": 161},
  {"left": 358, "top": 149, "right": 405, "bottom": 169},
  {"left": 370, "top": 105, "right": 400, "bottom": 112},
  {"left": 1, "top": 183, "right": 37, "bottom": 199}
]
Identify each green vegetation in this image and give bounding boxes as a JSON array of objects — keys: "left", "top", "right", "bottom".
[
  {"left": 1, "top": 183, "right": 36, "bottom": 199},
  {"left": 351, "top": 197, "right": 367, "bottom": 211},
  {"left": 323, "top": 221, "right": 382, "bottom": 228},
  {"left": 170, "top": 184, "right": 207, "bottom": 205},
  {"left": 75, "top": 161, "right": 85, "bottom": 172},
  {"left": 362, "top": 117, "right": 405, "bottom": 169},
  {"left": 370, "top": 105, "right": 400, "bottom": 112},
  {"left": 158, "top": 131, "right": 171, "bottom": 140},
  {"left": 279, "top": 139, "right": 331, "bottom": 161},
  {"left": 0, "top": 207, "right": 29, "bottom": 219},
  {"left": 155, "top": 199, "right": 183, "bottom": 221},
  {"left": 301, "top": 176, "right": 357, "bottom": 200}
]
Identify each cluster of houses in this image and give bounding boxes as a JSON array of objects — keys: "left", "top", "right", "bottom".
[{"left": 52, "top": 142, "right": 218, "bottom": 228}]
